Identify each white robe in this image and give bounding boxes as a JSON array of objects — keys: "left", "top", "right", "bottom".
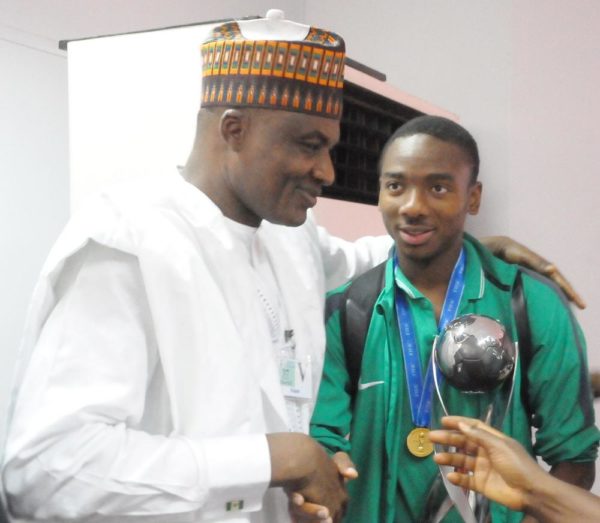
[{"left": 2, "top": 174, "right": 390, "bottom": 522}]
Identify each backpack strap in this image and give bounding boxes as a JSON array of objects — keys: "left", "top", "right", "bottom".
[
  {"left": 338, "top": 261, "right": 387, "bottom": 399},
  {"left": 512, "top": 270, "right": 533, "bottom": 422}
]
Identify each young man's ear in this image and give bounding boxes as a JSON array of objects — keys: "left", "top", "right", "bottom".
[
  {"left": 220, "top": 109, "right": 248, "bottom": 151},
  {"left": 468, "top": 181, "right": 482, "bottom": 215}
]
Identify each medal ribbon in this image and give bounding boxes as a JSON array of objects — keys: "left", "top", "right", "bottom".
[{"left": 394, "top": 248, "right": 466, "bottom": 428}]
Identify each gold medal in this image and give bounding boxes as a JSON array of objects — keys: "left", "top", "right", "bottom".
[{"left": 406, "top": 427, "right": 434, "bottom": 457}]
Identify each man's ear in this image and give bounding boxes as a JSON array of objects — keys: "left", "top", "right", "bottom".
[
  {"left": 468, "top": 181, "right": 482, "bottom": 215},
  {"left": 220, "top": 109, "right": 248, "bottom": 151}
]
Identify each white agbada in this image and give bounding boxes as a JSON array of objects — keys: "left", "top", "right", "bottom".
[{"left": 2, "top": 174, "right": 390, "bottom": 522}]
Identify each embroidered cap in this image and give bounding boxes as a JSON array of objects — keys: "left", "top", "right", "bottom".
[{"left": 200, "top": 9, "right": 345, "bottom": 119}]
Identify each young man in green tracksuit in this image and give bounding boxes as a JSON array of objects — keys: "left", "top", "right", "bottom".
[{"left": 310, "top": 116, "right": 599, "bottom": 523}]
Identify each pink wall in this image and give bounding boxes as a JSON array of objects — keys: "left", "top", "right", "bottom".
[{"left": 509, "top": 1, "right": 600, "bottom": 363}]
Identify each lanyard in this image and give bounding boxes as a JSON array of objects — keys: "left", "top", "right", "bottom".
[{"left": 394, "top": 248, "right": 466, "bottom": 428}]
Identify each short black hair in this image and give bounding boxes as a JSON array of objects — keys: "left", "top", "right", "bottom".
[{"left": 379, "top": 115, "right": 480, "bottom": 182}]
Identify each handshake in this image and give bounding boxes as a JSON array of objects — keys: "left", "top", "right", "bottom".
[{"left": 267, "top": 433, "right": 357, "bottom": 523}]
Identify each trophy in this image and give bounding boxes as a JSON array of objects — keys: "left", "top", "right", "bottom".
[{"left": 428, "top": 314, "right": 517, "bottom": 523}]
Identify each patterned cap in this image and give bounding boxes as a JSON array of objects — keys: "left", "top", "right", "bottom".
[{"left": 200, "top": 10, "right": 346, "bottom": 119}]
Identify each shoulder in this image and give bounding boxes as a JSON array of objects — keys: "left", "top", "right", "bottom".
[
  {"left": 43, "top": 177, "right": 222, "bottom": 277},
  {"left": 519, "top": 267, "right": 569, "bottom": 305},
  {"left": 519, "top": 268, "right": 578, "bottom": 337},
  {"left": 101, "top": 175, "right": 220, "bottom": 226},
  {"left": 92, "top": 177, "right": 222, "bottom": 246}
]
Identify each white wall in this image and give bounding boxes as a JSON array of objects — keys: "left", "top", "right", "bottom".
[
  {"left": 508, "top": 5, "right": 600, "bottom": 489},
  {"left": 0, "top": 30, "right": 69, "bottom": 433},
  {"left": 509, "top": 0, "right": 600, "bottom": 376},
  {"left": 0, "top": 0, "right": 304, "bottom": 43}
]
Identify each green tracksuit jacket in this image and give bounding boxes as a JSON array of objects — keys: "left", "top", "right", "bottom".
[{"left": 310, "top": 235, "right": 599, "bottom": 523}]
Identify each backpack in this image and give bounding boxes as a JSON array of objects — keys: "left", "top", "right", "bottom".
[{"left": 335, "top": 262, "right": 532, "bottom": 417}]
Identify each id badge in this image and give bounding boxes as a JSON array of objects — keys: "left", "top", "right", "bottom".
[{"left": 279, "top": 355, "right": 312, "bottom": 400}]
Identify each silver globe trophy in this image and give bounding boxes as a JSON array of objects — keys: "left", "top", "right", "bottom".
[{"left": 428, "top": 314, "right": 517, "bottom": 523}]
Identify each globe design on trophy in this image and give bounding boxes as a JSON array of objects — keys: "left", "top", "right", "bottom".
[
  {"left": 435, "top": 314, "right": 516, "bottom": 393},
  {"left": 428, "top": 314, "right": 517, "bottom": 523}
]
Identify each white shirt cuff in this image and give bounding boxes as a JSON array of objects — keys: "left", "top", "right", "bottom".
[{"left": 184, "top": 434, "right": 271, "bottom": 518}]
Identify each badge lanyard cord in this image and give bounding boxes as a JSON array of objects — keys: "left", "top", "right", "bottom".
[{"left": 394, "top": 248, "right": 466, "bottom": 429}]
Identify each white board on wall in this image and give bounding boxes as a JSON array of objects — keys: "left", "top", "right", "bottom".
[{"left": 67, "top": 22, "right": 218, "bottom": 210}]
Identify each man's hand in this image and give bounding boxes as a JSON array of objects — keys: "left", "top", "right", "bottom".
[
  {"left": 267, "top": 433, "right": 348, "bottom": 522},
  {"left": 480, "top": 235, "right": 585, "bottom": 309},
  {"left": 429, "top": 416, "right": 600, "bottom": 523},
  {"left": 429, "top": 416, "right": 545, "bottom": 512},
  {"left": 288, "top": 451, "right": 358, "bottom": 522},
  {"left": 332, "top": 451, "right": 359, "bottom": 483}
]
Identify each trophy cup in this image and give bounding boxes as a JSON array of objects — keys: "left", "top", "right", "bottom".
[{"left": 429, "top": 314, "right": 517, "bottom": 523}]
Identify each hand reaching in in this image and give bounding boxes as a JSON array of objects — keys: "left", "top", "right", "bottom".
[{"left": 429, "top": 416, "right": 543, "bottom": 511}]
